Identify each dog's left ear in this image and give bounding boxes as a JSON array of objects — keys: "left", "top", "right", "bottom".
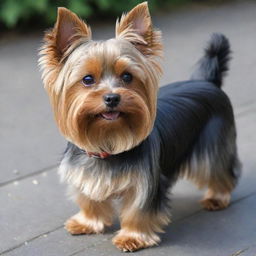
[{"left": 116, "top": 2, "right": 162, "bottom": 56}]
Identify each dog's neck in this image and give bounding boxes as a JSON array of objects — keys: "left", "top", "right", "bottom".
[{"left": 86, "top": 151, "right": 111, "bottom": 159}]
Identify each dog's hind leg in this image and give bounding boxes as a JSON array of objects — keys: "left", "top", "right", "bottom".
[{"left": 181, "top": 117, "right": 241, "bottom": 211}]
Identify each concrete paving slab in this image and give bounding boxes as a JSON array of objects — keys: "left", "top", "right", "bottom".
[
  {"left": 0, "top": 169, "right": 74, "bottom": 253},
  {"left": 2, "top": 227, "right": 113, "bottom": 256},
  {"left": 0, "top": 36, "right": 66, "bottom": 184},
  {"left": 157, "top": 193, "right": 256, "bottom": 256}
]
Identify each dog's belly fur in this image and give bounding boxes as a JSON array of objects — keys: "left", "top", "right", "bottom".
[{"left": 60, "top": 80, "right": 240, "bottom": 211}]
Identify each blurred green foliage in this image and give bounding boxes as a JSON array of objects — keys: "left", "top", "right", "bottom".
[{"left": 0, "top": 0, "right": 190, "bottom": 29}]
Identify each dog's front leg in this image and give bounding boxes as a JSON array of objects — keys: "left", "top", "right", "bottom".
[
  {"left": 113, "top": 189, "right": 170, "bottom": 252},
  {"left": 65, "top": 193, "right": 114, "bottom": 235}
]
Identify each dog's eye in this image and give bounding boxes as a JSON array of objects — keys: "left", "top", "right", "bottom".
[
  {"left": 121, "top": 72, "right": 133, "bottom": 83},
  {"left": 82, "top": 75, "right": 95, "bottom": 86}
]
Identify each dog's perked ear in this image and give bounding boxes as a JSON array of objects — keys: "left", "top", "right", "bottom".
[
  {"left": 116, "top": 2, "right": 162, "bottom": 57},
  {"left": 39, "top": 7, "right": 91, "bottom": 86},
  {"left": 54, "top": 7, "right": 91, "bottom": 55},
  {"left": 41, "top": 7, "right": 91, "bottom": 64}
]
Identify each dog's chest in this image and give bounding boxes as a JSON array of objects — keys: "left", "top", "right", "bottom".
[{"left": 59, "top": 158, "right": 136, "bottom": 201}]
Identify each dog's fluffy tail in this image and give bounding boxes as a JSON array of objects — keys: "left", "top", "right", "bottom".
[{"left": 191, "top": 33, "right": 231, "bottom": 88}]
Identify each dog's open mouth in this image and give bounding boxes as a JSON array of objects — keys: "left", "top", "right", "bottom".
[{"left": 100, "top": 111, "right": 121, "bottom": 120}]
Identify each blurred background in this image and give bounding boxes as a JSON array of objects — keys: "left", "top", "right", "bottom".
[
  {"left": 0, "top": 0, "right": 256, "bottom": 256},
  {"left": 0, "top": 0, "right": 228, "bottom": 30}
]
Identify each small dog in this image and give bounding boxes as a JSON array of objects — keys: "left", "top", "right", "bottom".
[{"left": 39, "top": 2, "right": 241, "bottom": 252}]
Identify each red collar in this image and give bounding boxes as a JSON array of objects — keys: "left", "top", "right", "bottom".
[{"left": 86, "top": 151, "right": 111, "bottom": 159}]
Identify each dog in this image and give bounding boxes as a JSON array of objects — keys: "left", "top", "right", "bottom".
[{"left": 39, "top": 2, "right": 241, "bottom": 252}]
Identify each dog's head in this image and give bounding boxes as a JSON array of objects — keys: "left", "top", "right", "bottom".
[{"left": 39, "top": 2, "right": 162, "bottom": 154}]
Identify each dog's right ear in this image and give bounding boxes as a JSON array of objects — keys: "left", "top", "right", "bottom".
[
  {"left": 40, "top": 8, "right": 91, "bottom": 64},
  {"left": 54, "top": 8, "right": 91, "bottom": 56},
  {"left": 39, "top": 8, "right": 91, "bottom": 86}
]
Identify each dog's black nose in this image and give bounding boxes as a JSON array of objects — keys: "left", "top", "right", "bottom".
[{"left": 103, "top": 93, "right": 121, "bottom": 108}]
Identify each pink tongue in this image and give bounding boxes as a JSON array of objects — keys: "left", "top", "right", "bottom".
[{"left": 102, "top": 111, "right": 120, "bottom": 120}]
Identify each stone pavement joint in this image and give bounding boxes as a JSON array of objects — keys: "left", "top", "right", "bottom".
[
  {"left": 0, "top": 164, "right": 58, "bottom": 188},
  {"left": 0, "top": 225, "right": 63, "bottom": 256}
]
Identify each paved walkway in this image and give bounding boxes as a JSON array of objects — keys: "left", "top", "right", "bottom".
[{"left": 0, "top": 1, "right": 256, "bottom": 255}]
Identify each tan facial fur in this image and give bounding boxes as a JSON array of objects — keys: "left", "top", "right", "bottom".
[{"left": 39, "top": 2, "right": 162, "bottom": 154}]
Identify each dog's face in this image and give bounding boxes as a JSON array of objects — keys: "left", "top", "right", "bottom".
[{"left": 39, "top": 2, "right": 162, "bottom": 154}]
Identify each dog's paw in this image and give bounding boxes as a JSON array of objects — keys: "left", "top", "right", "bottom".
[
  {"left": 201, "top": 198, "right": 229, "bottom": 211},
  {"left": 113, "top": 236, "right": 146, "bottom": 252},
  {"left": 112, "top": 230, "right": 159, "bottom": 252},
  {"left": 65, "top": 212, "right": 104, "bottom": 235},
  {"left": 201, "top": 191, "right": 231, "bottom": 211}
]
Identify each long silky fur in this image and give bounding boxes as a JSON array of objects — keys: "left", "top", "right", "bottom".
[
  {"left": 59, "top": 33, "right": 241, "bottom": 214},
  {"left": 39, "top": 2, "right": 241, "bottom": 250}
]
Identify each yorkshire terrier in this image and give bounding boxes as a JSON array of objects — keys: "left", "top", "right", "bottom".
[{"left": 39, "top": 2, "right": 241, "bottom": 252}]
